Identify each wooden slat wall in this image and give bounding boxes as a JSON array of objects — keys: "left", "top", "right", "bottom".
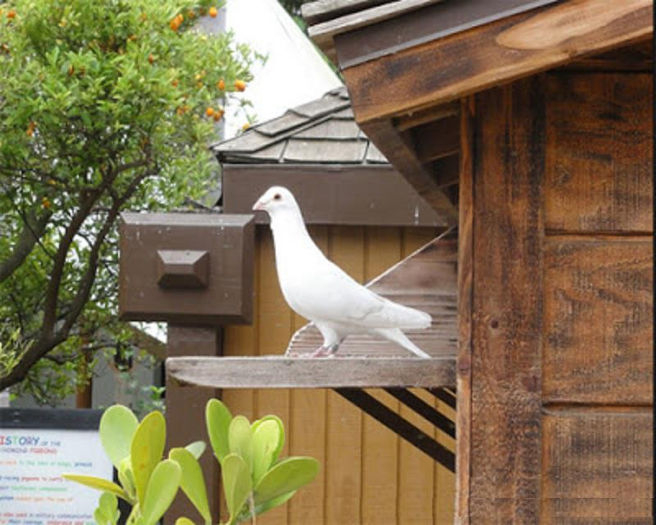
[
  {"left": 539, "top": 71, "right": 653, "bottom": 523},
  {"left": 223, "top": 225, "right": 456, "bottom": 525},
  {"left": 459, "top": 68, "right": 653, "bottom": 523}
]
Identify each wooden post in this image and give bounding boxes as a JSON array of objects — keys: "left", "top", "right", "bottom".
[
  {"left": 165, "top": 325, "right": 222, "bottom": 523},
  {"left": 465, "top": 77, "right": 545, "bottom": 522}
]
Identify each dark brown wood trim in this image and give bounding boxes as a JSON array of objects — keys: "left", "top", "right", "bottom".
[
  {"left": 455, "top": 95, "right": 474, "bottom": 525},
  {"left": 222, "top": 163, "right": 450, "bottom": 227},
  {"left": 469, "top": 78, "right": 544, "bottom": 521},
  {"left": 165, "top": 326, "right": 222, "bottom": 524},
  {"left": 341, "top": 0, "right": 652, "bottom": 126}
]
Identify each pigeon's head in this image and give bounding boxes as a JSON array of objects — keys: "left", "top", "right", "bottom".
[{"left": 252, "top": 186, "right": 299, "bottom": 216}]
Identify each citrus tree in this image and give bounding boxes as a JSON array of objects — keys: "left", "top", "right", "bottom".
[{"left": 0, "top": 0, "right": 255, "bottom": 399}]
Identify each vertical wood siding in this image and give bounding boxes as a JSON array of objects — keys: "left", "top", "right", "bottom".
[{"left": 222, "top": 225, "right": 455, "bottom": 524}]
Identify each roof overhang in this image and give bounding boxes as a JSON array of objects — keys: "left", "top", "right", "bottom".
[{"left": 304, "top": 0, "right": 653, "bottom": 215}]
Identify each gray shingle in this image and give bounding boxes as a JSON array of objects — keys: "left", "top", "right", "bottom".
[{"left": 284, "top": 138, "right": 367, "bottom": 163}]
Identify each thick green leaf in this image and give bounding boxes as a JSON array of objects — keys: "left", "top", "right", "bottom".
[
  {"left": 131, "top": 411, "right": 166, "bottom": 506},
  {"left": 175, "top": 519, "right": 195, "bottom": 525},
  {"left": 99, "top": 405, "right": 138, "bottom": 469},
  {"left": 221, "top": 453, "right": 252, "bottom": 523},
  {"left": 95, "top": 492, "right": 119, "bottom": 525},
  {"left": 169, "top": 447, "right": 211, "bottom": 523},
  {"left": 237, "top": 490, "right": 295, "bottom": 522},
  {"left": 185, "top": 440, "right": 206, "bottom": 460},
  {"left": 228, "top": 416, "right": 253, "bottom": 473},
  {"left": 62, "top": 474, "right": 128, "bottom": 502},
  {"left": 140, "top": 460, "right": 182, "bottom": 525},
  {"left": 252, "top": 415, "right": 284, "bottom": 462},
  {"left": 251, "top": 420, "right": 281, "bottom": 485},
  {"left": 205, "top": 399, "right": 232, "bottom": 462},
  {"left": 117, "top": 456, "right": 136, "bottom": 501},
  {"left": 254, "top": 457, "right": 319, "bottom": 505}
]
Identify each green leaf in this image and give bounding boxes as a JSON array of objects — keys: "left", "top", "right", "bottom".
[
  {"left": 140, "top": 459, "right": 182, "bottom": 525},
  {"left": 205, "top": 399, "right": 232, "bottom": 462},
  {"left": 254, "top": 457, "right": 319, "bottom": 505},
  {"left": 117, "top": 456, "right": 136, "bottom": 501},
  {"left": 99, "top": 405, "right": 138, "bottom": 469},
  {"left": 228, "top": 416, "right": 253, "bottom": 473},
  {"left": 221, "top": 453, "right": 252, "bottom": 524},
  {"left": 237, "top": 490, "right": 295, "bottom": 522},
  {"left": 175, "top": 519, "right": 195, "bottom": 525},
  {"left": 169, "top": 447, "right": 211, "bottom": 523},
  {"left": 61, "top": 474, "right": 128, "bottom": 501},
  {"left": 252, "top": 415, "right": 284, "bottom": 462},
  {"left": 185, "top": 440, "right": 206, "bottom": 460},
  {"left": 130, "top": 410, "right": 166, "bottom": 506},
  {"left": 251, "top": 419, "right": 282, "bottom": 485},
  {"left": 95, "top": 492, "right": 120, "bottom": 525}
]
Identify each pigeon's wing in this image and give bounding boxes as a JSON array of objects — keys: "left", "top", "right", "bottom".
[{"left": 292, "top": 257, "right": 430, "bottom": 330}]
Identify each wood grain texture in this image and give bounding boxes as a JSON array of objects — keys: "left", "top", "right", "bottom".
[
  {"left": 544, "top": 73, "right": 653, "bottom": 233},
  {"left": 342, "top": 0, "right": 652, "bottom": 125},
  {"left": 455, "top": 96, "right": 474, "bottom": 525},
  {"left": 469, "top": 78, "right": 545, "bottom": 521},
  {"left": 541, "top": 411, "right": 653, "bottom": 522},
  {"left": 543, "top": 237, "right": 653, "bottom": 405},
  {"left": 557, "top": 40, "right": 653, "bottom": 72}
]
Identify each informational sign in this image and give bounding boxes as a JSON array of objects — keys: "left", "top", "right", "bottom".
[{"left": 0, "top": 409, "right": 113, "bottom": 525}]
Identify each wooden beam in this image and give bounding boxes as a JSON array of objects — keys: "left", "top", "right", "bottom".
[
  {"left": 342, "top": 0, "right": 653, "bottom": 125},
  {"left": 409, "top": 115, "right": 460, "bottom": 163},
  {"left": 222, "top": 164, "right": 447, "bottom": 227},
  {"left": 167, "top": 357, "right": 456, "bottom": 389},
  {"left": 395, "top": 101, "right": 459, "bottom": 132},
  {"left": 455, "top": 96, "right": 474, "bottom": 525},
  {"left": 360, "top": 118, "right": 458, "bottom": 222}
]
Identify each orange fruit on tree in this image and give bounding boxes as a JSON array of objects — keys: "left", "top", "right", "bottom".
[
  {"left": 209, "top": 7, "right": 218, "bottom": 17},
  {"left": 41, "top": 197, "right": 51, "bottom": 209},
  {"left": 217, "top": 79, "right": 225, "bottom": 90},
  {"left": 234, "top": 80, "right": 246, "bottom": 92},
  {"left": 213, "top": 110, "right": 224, "bottom": 122},
  {"left": 205, "top": 107, "right": 215, "bottom": 117},
  {"left": 7, "top": 10, "right": 16, "bottom": 19},
  {"left": 171, "top": 79, "right": 179, "bottom": 87}
]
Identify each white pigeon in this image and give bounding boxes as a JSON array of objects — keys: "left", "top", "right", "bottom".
[{"left": 252, "top": 186, "right": 432, "bottom": 358}]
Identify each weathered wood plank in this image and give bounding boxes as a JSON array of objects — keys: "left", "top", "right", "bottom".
[
  {"left": 557, "top": 40, "right": 653, "bottom": 72},
  {"left": 167, "top": 356, "right": 455, "bottom": 389},
  {"left": 543, "top": 237, "right": 653, "bottom": 405},
  {"left": 469, "top": 78, "right": 544, "bottom": 521},
  {"left": 544, "top": 73, "right": 653, "bottom": 233},
  {"left": 342, "top": 0, "right": 652, "bottom": 125},
  {"left": 541, "top": 411, "right": 653, "bottom": 522},
  {"left": 455, "top": 96, "right": 474, "bottom": 525}
]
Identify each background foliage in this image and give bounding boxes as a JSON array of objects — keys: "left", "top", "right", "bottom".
[{"left": 0, "top": 0, "right": 255, "bottom": 402}]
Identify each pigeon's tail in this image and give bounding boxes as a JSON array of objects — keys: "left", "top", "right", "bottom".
[
  {"left": 387, "top": 302, "right": 432, "bottom": 330},
  {"left": 374, "top": 328, "right": 431, "bottom": 358}
]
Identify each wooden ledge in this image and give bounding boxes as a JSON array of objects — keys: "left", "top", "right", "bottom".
[{"left": 167, "top": 356, "right": 455, "bottom": 389}]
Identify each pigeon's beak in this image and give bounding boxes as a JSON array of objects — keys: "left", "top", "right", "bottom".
[{"left": 252, "top": 198, "right": 265, "bottom": 212}]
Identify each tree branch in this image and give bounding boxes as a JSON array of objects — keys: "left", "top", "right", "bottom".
[
  {"left": 0, "top": 210, "right": 51, "bottom": 283},
  {"left": 0, "top": 166, "right": 152, "bottom": 391}
]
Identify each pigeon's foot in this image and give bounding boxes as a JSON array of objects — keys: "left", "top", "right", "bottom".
[{"left": 310, "top": 346, "right": 332, "bottom": 358}]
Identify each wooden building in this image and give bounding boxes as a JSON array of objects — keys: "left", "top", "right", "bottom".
[
  {"left": 300, "top": 0, "right": 653, "bottom": 522},
  {"left": 123, "top": 1, "right": 653, "bottom": 523}
]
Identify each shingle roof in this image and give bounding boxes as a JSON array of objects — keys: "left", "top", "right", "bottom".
[{"left": 211, "top": 87, "right": 389, "bottom": 165}]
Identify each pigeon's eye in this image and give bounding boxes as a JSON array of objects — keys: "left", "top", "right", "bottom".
[{"left": 273, "top": 193, "right": 282, "bottom": 201}]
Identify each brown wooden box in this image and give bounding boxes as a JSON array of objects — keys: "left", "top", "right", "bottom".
[{"left": 119, "top": 212, "right": 254, "bottom": 325}]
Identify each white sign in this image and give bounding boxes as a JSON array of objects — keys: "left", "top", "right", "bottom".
[{"left": 0, "top": 428, "right": 113, "bottom": 524}]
